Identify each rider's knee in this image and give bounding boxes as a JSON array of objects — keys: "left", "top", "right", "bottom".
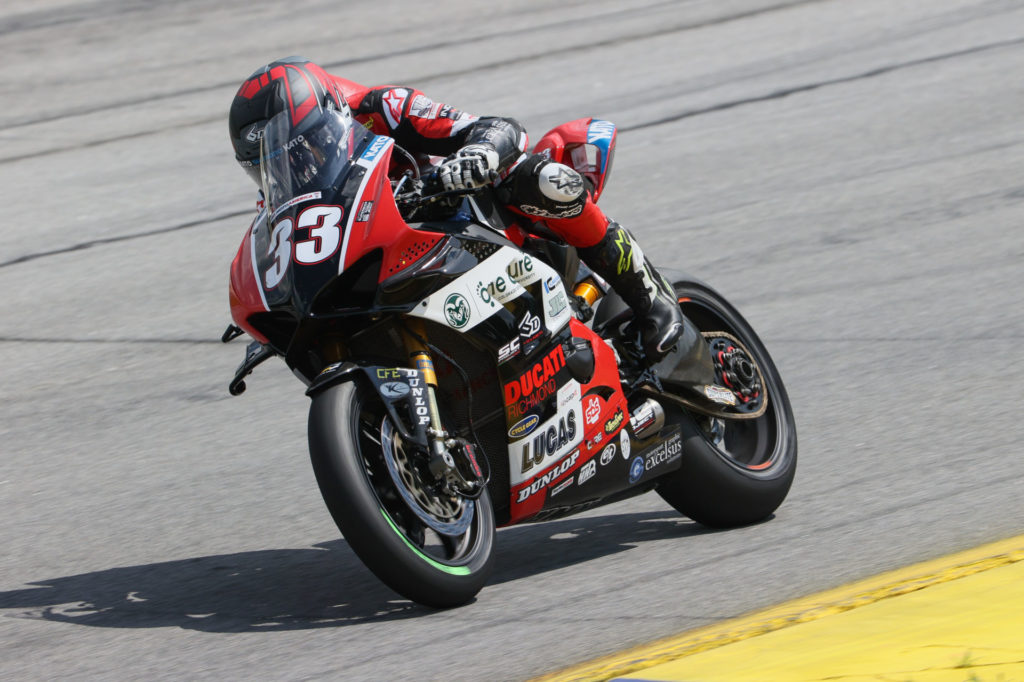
[{"left": 502, "top": 155, "right": 589, "bottom": 220}]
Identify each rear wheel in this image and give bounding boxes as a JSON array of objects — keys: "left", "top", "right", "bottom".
[
  {"left": 308, "top": 379, "right": 495, "bottom": 607},
  {"left": 655, "top": 279, "right": 797, "bottom": 527}
]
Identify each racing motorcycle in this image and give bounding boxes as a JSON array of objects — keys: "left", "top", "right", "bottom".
[{"left": 222, "top": 105, "right": 796, "bottom": 608}]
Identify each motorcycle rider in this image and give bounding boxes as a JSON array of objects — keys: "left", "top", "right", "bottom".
[{"left": 228, "top": 56, "right": 684, "bottom": 361}]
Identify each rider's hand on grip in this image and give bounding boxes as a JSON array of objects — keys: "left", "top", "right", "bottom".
[{"left": 438, "top": 144, "right": 500, "bottom": 191}]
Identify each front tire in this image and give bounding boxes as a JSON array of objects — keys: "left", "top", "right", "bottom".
[
  {"left": 308, "top": 379, "right": 495, "bottom": 608},
  {"left": 655, "top": 277, "right": 797, "bottom": 527}
]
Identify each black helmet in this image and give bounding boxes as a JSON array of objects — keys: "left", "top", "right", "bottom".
[{"left": 228, "top": 56, "right": 349, "bottom": 185}]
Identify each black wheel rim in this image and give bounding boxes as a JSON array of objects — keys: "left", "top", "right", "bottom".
[
  {"left": 353, "top": 389, "right": 485, "bottom": 570},
  {"left": 679, "top": 295, "right": 790, "bottom": 477}
]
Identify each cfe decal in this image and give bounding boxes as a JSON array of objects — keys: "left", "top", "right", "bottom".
[{"left": 374, "top": 368, "right": 430, "bottom": 426}]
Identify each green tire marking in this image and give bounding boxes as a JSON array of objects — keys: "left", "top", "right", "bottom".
[{"left": 380, "top": 509, "right": 472, "bottom": 576}]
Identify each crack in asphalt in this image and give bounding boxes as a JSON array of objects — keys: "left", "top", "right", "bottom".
[
  {"left": 0, "top": 0, "right": 827, "bottom": 166},
  {"left": 411, "top": 0, "right": 831, "bottom": 85},
  {"left": 0, "top": 115, "right": 223, "bottom": 165},
  {"left": 2, "top": 29, "right": 1018, "bottom": 169},
  {"left": 0, "top": 0, "right": 687, "bottom": 131},
  {"left": 0, "top": 337, "right": 221, "bottom": 345},
  {"left": 621, "top": 35, "right": 1024, "bottom": 131},
  {"left": 0, "top": 209, "right": 251, "bottom": 269}
]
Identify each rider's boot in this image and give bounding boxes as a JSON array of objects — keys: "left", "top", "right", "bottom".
[{"left": 577, "top": 221, "right": 685, "bottom": 362}]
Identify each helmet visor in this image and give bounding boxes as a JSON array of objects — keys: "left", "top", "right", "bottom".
[{"left": 258, "top": 107, "right": 369, "bottom": 217}]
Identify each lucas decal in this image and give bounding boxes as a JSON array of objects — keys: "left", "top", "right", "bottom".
[{"left": 510, "top": 404, "right": 583, "bottom": 486}]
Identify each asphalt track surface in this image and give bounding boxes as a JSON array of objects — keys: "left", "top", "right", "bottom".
[{"left": 1, "top": 1, "right": 1022, "bottom": 680}]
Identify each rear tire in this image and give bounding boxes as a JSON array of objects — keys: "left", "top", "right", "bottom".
[
  {"left": 308, "top": 379, "right": 495, "bottom": 607},
  {"left": 655, "top": 278, "right": 797, "bottom": 527}
]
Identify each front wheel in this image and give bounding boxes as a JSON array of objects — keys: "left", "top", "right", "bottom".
[
  {"left": 308, "top": 379, "right": 495, "bottom": 608},
  {"left": 655, "top": 277, "right": 797, "bottom": 527}
]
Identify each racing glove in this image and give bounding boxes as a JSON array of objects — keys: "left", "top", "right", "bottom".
[{"left": 438, "top": 144, "right": 500, "bottom": 191}]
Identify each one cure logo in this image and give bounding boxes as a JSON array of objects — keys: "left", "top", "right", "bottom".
[{"left": 476, "top": 255, "right": 534, "bottom": 308}]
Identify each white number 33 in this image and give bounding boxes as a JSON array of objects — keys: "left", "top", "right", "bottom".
[{"left": 264, "top": 205, "right": 344, "bottom": 289}]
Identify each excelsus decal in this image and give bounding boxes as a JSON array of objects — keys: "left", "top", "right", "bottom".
[{"left": 409, "top": 246, "right": 566, "bottom": 332}]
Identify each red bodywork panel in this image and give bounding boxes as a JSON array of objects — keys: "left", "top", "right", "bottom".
[
  {"left": 505, "top": 318, "right": 629, "bottom": 524},
  {"left": 229, "top": 215, "right": 270, "bottom": 344},
  {"left": 228, "top": 142, "right": 444, "bottom": 344},
  {"left": 341, "top": 146, "right": 444, "bottom": 281}
]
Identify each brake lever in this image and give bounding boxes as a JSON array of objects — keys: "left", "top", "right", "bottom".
[{"left": 228, "top": 340, "right": 276, "bottom": 396}]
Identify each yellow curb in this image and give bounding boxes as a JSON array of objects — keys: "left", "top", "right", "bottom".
[{"left": 531, "top": 534, "right": 1024, "bottom": 682}]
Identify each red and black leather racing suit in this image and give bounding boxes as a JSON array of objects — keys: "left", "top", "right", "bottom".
[{"left": 324, "top": 75, "right": 611, "bottom": 249}]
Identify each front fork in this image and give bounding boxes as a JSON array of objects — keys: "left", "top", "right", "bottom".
[
  {"left": 401, "top": 320, "right": 485, "bottom": 494},
  {"left": 400, "top": 321, "right": 453, "bottom": 478}
]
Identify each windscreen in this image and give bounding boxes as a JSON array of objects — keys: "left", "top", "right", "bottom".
[{"left": 259, "top": 107, "right": 371, "bottom": 217}]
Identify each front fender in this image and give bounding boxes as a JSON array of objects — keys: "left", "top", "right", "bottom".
[
  {"left": 305, "top": 361, "right": 363, "bottom": 398},
  {"left": 306, "top": 361, "right": 431, "bottom": 448}
]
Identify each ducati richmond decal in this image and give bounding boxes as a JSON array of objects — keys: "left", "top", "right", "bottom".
[
  {"left": 516, "top": 451, "right": 579, "bottom": 503},
  {"left": 504, "top": 345, "right": 566, "bottom": 402}
]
